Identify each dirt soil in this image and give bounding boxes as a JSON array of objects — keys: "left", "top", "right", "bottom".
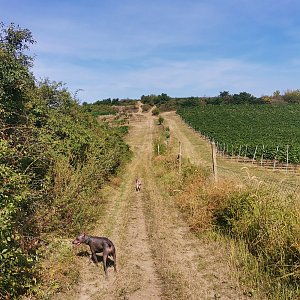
[{"left": 56, "top": 107, "right": 251, "bottom": 299}]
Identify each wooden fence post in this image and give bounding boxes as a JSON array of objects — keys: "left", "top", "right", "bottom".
[
  {"left": 273, "top": 145, "right": 279, "bottom": 171},
  {"left": 252, "top": 145, "right": 258, "bottom": 164},
  {"left": 243, "top": 144, "right": 248, "bottom": 162},
  {"left": 237, "top": 145, "right": 242, "bottom": 162},
  {"left": 260, "top": 145, "right": 265, "bottom": 167},
  {"left": 211, "top": 141, "right": 218, "bottom": 182}
]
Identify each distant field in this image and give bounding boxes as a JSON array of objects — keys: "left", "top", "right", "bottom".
[{"left": 177, "top": 104, "right": 300, "bottom": 163}]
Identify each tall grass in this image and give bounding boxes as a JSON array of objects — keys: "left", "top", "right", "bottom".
[
  {"left": 153, "top": 149, "right": 300, "bottom": 299},
  {"left": 215, "top": 186, "right": 300, "bottom": 298}
]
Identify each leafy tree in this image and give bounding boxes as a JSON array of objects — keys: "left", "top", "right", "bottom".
[
  {"left": 231, "top": 92, "right": 263, "bottom": 104},
  {"left": 219, "top": 91, "right": 232, "bottom": 104},
  {"left": 141, "top": 94, "right": 156, "bottom": 106},
  {"left": 37, "top": 79, "right": 75, "bottom": 112},
  {"left": 179, "top": 97, "right": 200, "bottom": 107},
  {"left": 141, "top": 93, "right": 171, "bottom": 106},
  {"left": 0, "top": 22, "right": 35, "bottom": 67},
  {"left": 273, "top": 90, "right": 282, "bottom": 99},
  {"left": 0, "top": 23, "right": 38, "bottom": 296},
  {"left": 156, "top": 93, "right": 171, "bottom": 104},
  {"left": 0, "top": 23, "right": 36, "bottom": 126}
]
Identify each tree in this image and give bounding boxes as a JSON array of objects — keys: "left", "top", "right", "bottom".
[
  {"left": 0, "top": 23, "right": 36, "bottom": 126},
  {"left": 37, "top": 79, "right": 74, "bottom": 111},
  {"left": 231, "top": 92, "right": 259, "bottom": 104},
  {"left": 219, "top": 91, "right": 232, "bottom": 104},
  {"left": 156, "top": 93, "right": 171, "bottom": 104},
  {"left": 273, "top": 90, "right": 281, "bottom": 99},
  {"left": 0, "top": 22, "right": 35, "bottom": 67},
  {"left": 141, "top": 94, "right": 156, "bottom": 106}
]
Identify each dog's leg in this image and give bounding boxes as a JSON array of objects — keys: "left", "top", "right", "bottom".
[
  {"left": 103, "top": 249, "right": 108, "bottom": 279},
  {"left": 112, "top": 249, "right": 117, "bottom": 272},
  {"left": 91, "top": 251, "right": 98, "bottom": 265}
]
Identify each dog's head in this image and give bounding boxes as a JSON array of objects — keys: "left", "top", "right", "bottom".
[{"left": 72, "top": 233, "right": 87, "bottom": 245}]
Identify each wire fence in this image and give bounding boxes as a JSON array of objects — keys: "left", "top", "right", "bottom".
[{"left": 215, "top": 142, "right": 298, "bottom": 174}]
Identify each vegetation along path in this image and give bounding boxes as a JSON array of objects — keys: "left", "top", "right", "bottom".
[{"left": 57, "top": 109, "right": 249, "bottom": 299}]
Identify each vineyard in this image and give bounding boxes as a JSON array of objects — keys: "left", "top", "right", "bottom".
[{"left": 177, "top": 104, "right": 300, "bottom": 164}]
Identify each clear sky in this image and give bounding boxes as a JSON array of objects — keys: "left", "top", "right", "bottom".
[{"left": 2, "top": 0, "right": 300, "bottom": 102}]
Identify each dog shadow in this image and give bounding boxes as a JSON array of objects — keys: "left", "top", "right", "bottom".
[
  {"left": 94, "top": 254, "right": 115, "bottom": 267},
  {"left": 77, "top": 251, "right": 90, "bottom": 257},
  {"left": 76, "top": 251, "right": 115, "bottom": 267}
]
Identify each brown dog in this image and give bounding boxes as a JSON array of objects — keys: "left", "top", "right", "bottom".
[
  {"left": 73, "top": 233, "right": 116, "bottom": 279},
  {"left": 136, "top": 177, "right": 141, "bottom": 192}
]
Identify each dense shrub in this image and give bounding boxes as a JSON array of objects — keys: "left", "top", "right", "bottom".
[
  {"left": 81, "top": 103, "right": 117, "bottom": 116},
  {"left": 152, "top": 107, "right": 160, "bottom": 116},
  {"left": 215, "top": 188, "right": 300, "bottom": 288},
  {"left": 142, "top": 103, "right": 152, "bottom": 112},
  {"left": 0, "top": 23, "right": 131, "bottom": 298}
]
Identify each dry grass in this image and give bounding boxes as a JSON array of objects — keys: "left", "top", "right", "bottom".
[
  {"left": 176, "top": 177, "right": 236, "bottom": 232},
  {"left": 30, "top": 239, "right": 80, "bottom": 299},
  {"left": 153, "top": 147, "right": 300, "bottom": 299}
]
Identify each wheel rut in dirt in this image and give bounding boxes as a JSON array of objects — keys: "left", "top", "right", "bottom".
[{"left": 109, "top": 113, "right": 162, "bottom": 299}]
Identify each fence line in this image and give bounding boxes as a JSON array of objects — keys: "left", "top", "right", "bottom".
[
  {"left": 195, "top": 133, "right": 297, "bottom": 173},
  {"left": 215, "top": 143, "right": 298, "bottom": 173}
]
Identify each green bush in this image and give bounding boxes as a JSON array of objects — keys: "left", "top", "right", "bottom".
[
  {"left": 165, "top": 126, "right": 170, "bottom": 139},
  {"left": 0, "top": 140, "right": 38, "bottom": 297},
  {"left": 152, "top": 107, "right": 160, "bottom": 116},
  {"left": 0, "top": 23, "right": 131, "bottom": 298},
  {"left": 142, "top": 103, "right": 152, "bottom": 112},
  {"left": 158, "top": 115, "right": 164, "bottom": 125}
]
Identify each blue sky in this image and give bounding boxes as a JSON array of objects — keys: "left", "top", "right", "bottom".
[{"left": 2, "top": 0, "right": 300, "bottom": 102}]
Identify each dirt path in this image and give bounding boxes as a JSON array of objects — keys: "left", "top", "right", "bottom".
[{"left": 56, "top": 109, "right": 250, "bottom": 299}]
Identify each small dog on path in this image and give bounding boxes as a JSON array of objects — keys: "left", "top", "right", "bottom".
[
  {"left": 72, "top": 233, "right": 116, "bottom": 279},
  {"left": 136, "top": 177, "right": 142, "bottom": 192}
]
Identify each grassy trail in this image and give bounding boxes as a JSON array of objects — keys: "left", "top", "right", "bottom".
[{"left": 54, "top": 109, "right": 250, "bottom": 299}]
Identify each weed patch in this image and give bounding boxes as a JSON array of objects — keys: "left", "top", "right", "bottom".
[
  {"left": 215, "top": 187, "right": 300, "bottom": 298},
  {"left": 153, "top": 148, "right": 300, "bottom": 299}
]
